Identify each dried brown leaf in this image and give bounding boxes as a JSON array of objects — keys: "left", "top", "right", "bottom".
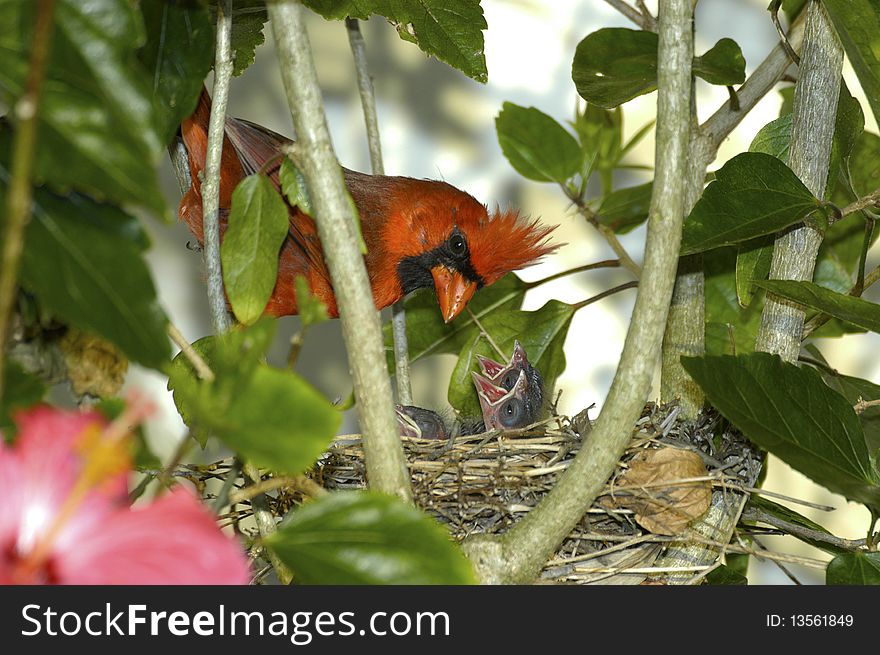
[{"left": 602, "top": 447, "right": 711, "bottom": 535}]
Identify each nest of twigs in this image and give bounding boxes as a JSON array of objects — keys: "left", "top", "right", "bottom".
[{"left": 295, "top": 401, "right": 762, "bottom": 584}]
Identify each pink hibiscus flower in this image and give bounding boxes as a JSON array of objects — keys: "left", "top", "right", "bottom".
[{"left": 0, "top": 401, "right": 250, "bottom": 584}]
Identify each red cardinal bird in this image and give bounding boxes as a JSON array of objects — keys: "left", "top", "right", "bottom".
[{"left": 178, "top": 90, "right": 558, "bottom": 322}]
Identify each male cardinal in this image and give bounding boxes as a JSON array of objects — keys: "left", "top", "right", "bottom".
[
  {"left": 395, "top": 340, "right": 546, "bottom": 439},
  {"left": 178, "top": 90, "right": 558, "bottom": 322}
]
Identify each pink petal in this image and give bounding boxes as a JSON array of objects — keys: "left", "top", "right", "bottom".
[{"left": 56, "top": 487, "right": 251, "bottom": 585}]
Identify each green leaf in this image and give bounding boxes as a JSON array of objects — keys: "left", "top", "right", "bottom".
[
  {"left": 750, "top": 114, "right": 792, "bottom": 162},
  {"left": 682, "top": 352, "right": 880, "bottom": 513},
  {"left": 279, "top": 156, "right": 313, "bottom": 215},
  {"left": 572, "top": 29, "right": 745, "bottom": 108},
  {"left": 448, "top": 300, "right": 574, "bottom": 416},
  {"left": 495, "top": 102, "right": 582, "bottom": 184},
  {"left": 571, "top": 104, "right": 622, "bottom": 189},
  {"left": 302, "top": 0, "right": 487, "bottom": 83},
  {"left": 705, "top": 564, "right": 748, "bottom": 585},
  {"left": 747, "top": 495, "right": 849, "bottom": 555},
  {"left": 266, "top": 491, "right": 476, "bottom": 584},
  {"left": 681, "top": 152, "right": 821, "bottom": 255},
  {"left": 139, "top": 0, "right": 214, "bottom": 144},
  {"left": 826, "top": 552, "right": 880, "bottom": 585},
  {"left": 704, "top": 248, "right": 763, "bottom": 356},
  {"left": 735, "top": 238, "right": 773, "bottom": 308},
  {"left": 217, "top": 0, "right": 268, "bottom": 77},
  {"left": 221, "top": 174, "right": 291, "bottom": 325},
  {"left": 0, "top": 0, "right": 166, "bottom": 213},
  {"left": 12, "top": 187, "right": 170, "bottom": 370},
  {"left": 597, "top": 182, "right": 652, "bottom": 234},
  {"left": 385, "top": 273, "right": 527, "bottom": 370},
  {"left": 755, "top": 280, "right": 880, "bottom": 334},
  {"left": 572, "top": 28, "right": 658, "bottom": 108},
  {"left": 823, "top": 0, "right": 880, "bottom": 127},
  {"left": 692, "top": 38, "right": 746, "bottom": 86},
  {"left": 0, "top": 361, "right": 46, "bottom": 435},
  {"left": 818, "top": 369, "right": 880, "bottom": 467},
  {"left": 168, "top": 319, "right": 341, "bottom": 472}
]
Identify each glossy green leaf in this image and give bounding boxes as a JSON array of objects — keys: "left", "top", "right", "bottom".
[
  {"left": 211, "top": 0, "right": 268, "bottom": 77},
  {"left": 139, "top": 0, "right": 214, "bottom": 144},
  {"left": 221, "top": 175, "right": 290, "bottom": 325},
  {"left": 14, "top": 187, "right": 170, "bottom": 370},
  {"left": 682, "top": 352, "right": 880, "bottom": 512},
  {"left": 747, "top": 495, "right": 849, "bottom": 555},
  {"left": 496, "top": 102, "right": 582, "bottom": 183},
  {"left": 750, "top": 114, "right": 792, "bottom": 162},
  {"left": 692, "top": 38, "right": 746, "bottom": 86},
  {"left": 279, "top": 156, "right": 313, "bottom": 215},
  {"left": 1, "top": 361, "right": 46, "bottom": 435},
  {"left": 824, "top": 0, "right": 880, "bottom": 127},
  {"left": 385, "top": 273, "right": 528, "bottom": 371},
  {"left": 756, "top": 280, "right": 880, "bottom": 334},
  {"left": 826, "top": 552, "right": 880, "bottom": 585},
  {"left": 681, "top": 153, "right": 821, "bottom": 255},
  {"left": 0, "top": 0, "right": 166, "bottom": 213},
  {"left": 303, "top": 0, "right": 487, "bottom": 83},
  {"left": 818, "top": 369, "right": 880, "bottom": 467},
  {"left": 266, "top": 491, "right": 476, "bottom": 584},
  {"left": 448, "top": 300, "right": 574, "bottom": 416},
  {"left": 597, "top": 182, "right": 652, "bottom": 234},
  {"left": 735, "top": 238, "right": 773, "bottom": 308},
  {"left": 704, "top": 248, "right": 763, "bottom": 356},
  {"left": 572, "top": 28, "right": 658, "bottom": 108},
  {"left": 168, "top": 319, "right": 341, "bottom": 472},
  {"left": 705, "top": 564, "right": 747, "bottom": 585}
]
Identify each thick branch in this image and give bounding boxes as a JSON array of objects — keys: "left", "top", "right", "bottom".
[
  {"left": 202, "top": 0, "right": 234, "bottom": 333},
  {"left": 345, "top": 18, "right": 413, "bottom": 406},
  {"left": 462, "top": 0, "right": 693, "bottom": 583},
  {"left": 756, "top": 1, "right": 844, "bottom": 361},
  {"left": 268, "top": 1, "right": 412, "bottom": 502},
  {"left": 0, "top": 0, "right": 55, "bottom": 403}
]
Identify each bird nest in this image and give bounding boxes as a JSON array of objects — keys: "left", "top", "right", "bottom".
[{"left": 305, "top": 401, "right": 761, "bottom": 584}]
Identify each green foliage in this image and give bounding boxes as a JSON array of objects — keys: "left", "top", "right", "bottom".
[
  {"left": 167, "top": 319, "right": 341, "bottom": 472},
  {"left": 735, "top": 238, "right": 773, "bottom": 308},
  {"left": 705, "top": 564, "right": 748, "bottom": 585},
  {"left": 681, "top": 153, "right": 823, "bottom": 255},
  {"left": 221, "top": 174, "right": 291, "bottom": 325},
  {"left": 0, "top": 361, "right": 46, "bottom": 436},
  {"left": 747, "top": 495, "right": 849, "bottom": 555},
  {"left": 279, "top": 156, "right": 313, "bottom": 215},
  {"left": 210, "top": 0, "right": 269, "bottom": 77},
  {"left": 572, "top": 29, "right": 745, "bottom": 107},
  {"left": 597, "top": 182, "right": 653, "bottom": 234},
  {"left": 817, "top": 365, "right": 880, "bottom": 467},
  {"left": 826, "top": 552, "right": 880, "bottom": 585},
  {"left": 704, "top": 248, "right": 763, "bottom": 355},
  {"left": 448, "top": 301, "right": 573, "bottom": 417},
  {"left": 756, "top": 280, "right": 880, "bottom": 334},
  {"left": 495, "top": 102, "right": 582, "bottom": 183},
  {"left": 823, "top": 0, "right": 880, "bottom": 127},
  {"left": 11, "top": 186, "right": 170, "bottom": 370},
  {"left": 302, "top": 0, "right": 488, "bottom": 83},
  {"left": 139, "top": 1, "right": 214, "bottom": 144},
  {"left": 0, "top": 0, "right": 166, "bottom": 214},
  {"left": 682, "top": 353, "right": 880, "bottom": 513},
  {"left": 266, "top": 491, "right": 476, "bottom": 584}
]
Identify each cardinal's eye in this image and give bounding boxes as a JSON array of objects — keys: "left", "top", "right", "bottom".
[
  {"left": 448, "top": 233, "right": 467, "bottom": 256},
  {"left": 499, "top": 398, "right": 524, "bottom": 428}
]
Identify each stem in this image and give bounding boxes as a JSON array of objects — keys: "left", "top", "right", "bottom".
[
  {"left": 0, "top": 0, "right": 56, "bottom": 404},
  {"left": 522, "top": 259, "right": 620, "bottom": 289},
  {"left": 603, "top": 0, "right": 657, "bottom": 30},
  {"left": 802, "top": 264, "right": 880, "bottom": 337},
  {"left": 167, "top": 323, "right": 214, "bottom": 382},
  {"left": 268, "top": 1, "right": 412, "bottom": 502},
  {"left": 243, "top": 462, "right": 293, "bottom": 584},
  {"left": 571, "top": 281, "right": 638, "bottom": 311},
  {"left": 345, "top": 17, "right": 413, "bottom": 406},
  {"left": 741, "top": 506, "right": 866, "bottom": 551},
  {"left": 756, "top": 0, "right": 844, "bottom": 361},
  {"left": 839, "top": 187, "right": 880, "bottom": 220},
  {"left": 569, "top": 193, "right": 642, "bottom": 278},
  {"left": 202, "top": 0, "right": 234, "bottom": 333},
  {"left": 461, "top": 0, "right": 693, "bottom": 583}
]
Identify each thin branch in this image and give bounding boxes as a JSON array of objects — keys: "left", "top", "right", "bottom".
[
  {"left": 461, "top": 0, "right": 693, "bottom": 583},
  {"left": 465, "top": 306, "right": 505, "bottom": 360},
  {"left": 802, "top": 264, "right": 880, "bottom": 337},
  {"left": 854, "top": 397, "right": 880, "bottom": 414},
  {"left": 571, "top": 281, "right": 638, "bottom": 311},
  {"left": 568, "top": 192, "right": 642, "bottom": 278},
  {"left": 345, "top": 17, "right": 414, "bottom": 406},
  {"left": 0, "top": 0, "right": 56, "bottom": 404},
  {"left": 839, "top": 187, "right": 880, "bottom": 220},
  {"left": 202, "top": 0, "right": 234, "bottom": 333},
  {"left": 268, "top": 0, "right": 412, "bottom": 502},
  {"left": 524, "top": 260, "right": 621, "bottom": 289},
  {"left": 167, "top": 323, "right": 214, "bottom": 382},
  {"left": 742, "top": 505, "right": 866, "bottom": 551},
  {"left": 603, "top": 0, "right": 656, "bottom": 31}
]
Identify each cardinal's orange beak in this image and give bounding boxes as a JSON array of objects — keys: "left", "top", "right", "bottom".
[{"left": 431, "top": 265, "right": 477, "bottom": 323}]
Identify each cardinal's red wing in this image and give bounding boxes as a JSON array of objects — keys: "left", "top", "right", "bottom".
[{"left": 224, "top": 116, "right": 331, "bottom": 287}]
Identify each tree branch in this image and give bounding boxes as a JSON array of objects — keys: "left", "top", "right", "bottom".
[
  {"left": 268, "top": 0, "right": 412, "bottom": 502},
  {"left": 756, "top": 0, "right": 844, "bottom": 361},
  {"left": 603, "top": 0, "right": 657, "bottom": 31},
  {"left": 461, "top": 0, "right": 693, "bottom": 583},
  {"left": 569, "top": 192, "right": 642, "bottom": 278},
  {"left": 202, "top": 0, "right": 234, "bottom": 333},
  {"left": 0, "top": 0, "right": 56, "bottom": 404},
  {"left": 345, "top": 18, "right": 413, "bottom": 406}
]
